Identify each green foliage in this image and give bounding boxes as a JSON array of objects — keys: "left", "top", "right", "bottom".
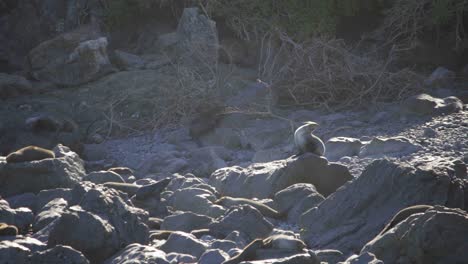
[{"left": 207, "top": 0, "right": 383, "bottom": 40}]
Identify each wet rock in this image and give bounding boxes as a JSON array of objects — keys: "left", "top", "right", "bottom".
[
  {"left": 360, "top": 206, "right": 468, "bottom": 263},
  {"left": 112, "top": 50, "right": 145, "bottom": 71},
  {"left": 0, "top": 144, "right": 85, "bottom": 197},
  {"left": 326, "top": 137, "right": 363, "bottom": 160},
  {"left": 48, "top": 206, "right": 119, "bottom": 263},
  {"left": 30, "top": 245, "right": 90, "bottom": 264},
  {"left": 83, "top": 170, "right": 125, "bottom": 184},
  {"left": 300, "top": 159, "right": 466, "bottom": 254},
  {"left": 402, "top": 93, "right": 463, "bottom": 115},
  {"left": 0, "top": 73, "right": 33, "bottom": 99},
  {"left": 359, "top": 136, "right": 422, "bottom": 157},
  {"left": 199, "top": 249, "right": 229, "bottom": 264},
  {"left": 105, "top": 243, "right": 169, "bottom": 264},
  {"left": 210, "top": 153, "right": 352, "bottom": 198},
  {"left": 29, "top": 26, "right": 113, "bottom": 86},
  {"left": 209, "top": 205, "right": 274, "bottom": 241},
  {"left": 159, "top": 231, "right": 207, "bottom": 258},
  {"left": 161, "top": 211, "right": 213, "bottom": 232}
]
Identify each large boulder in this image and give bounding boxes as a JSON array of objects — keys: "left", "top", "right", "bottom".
[
  {"left": 359, "top": 136, "right": 422, "bottom": 157},
  {"left": 0, "top": 73, "right": 33, "bottom": 99},
  {"left": 48, "top": 206, "right": 119, "bottom": 263},
  {"left": 209, "top": 205, "right": 274, "bottom": 241},
  {"left": 359, "top": 206, "right": 468, "bottom": 263},
  {"left": 170, "top": 7, "right": 218, "bottom": 66},
  {"left": 0, "top": 144, "right": 85, "bottom": 197},
  {"left": 209, "top": 154, "right": 352, "bottom": 198},
  {"left": 28, "top": 26, "right": 114, "bottom": 86},
  {"left": 159, "top": 232, "right": 207, "bottom": 259},
  {"left": 325, "top": 137, "right": 362, "bottom": 160},
  {"left": 33, "top": 198, "right": 68, "bottom": 232},
  {"left": 161, "top": 211, "right": 213, "bottom": 232},
  {"left": 30, "top": 245, "right": 90, "bottom": 264},
  {"left": 300, "top": 159, "right": 466, "bottom": 255},
  {"left": 105, "top": 243, "right": 169, "bottom": 264},
  {"left": 402, "top": 93, "right": 463, "bottom": 115},
  {"left": 69, "top": 182, "right": 150, "bottom": 246},
  {"left": 167, "top": 187, "right": 224, "bottom": 218}
]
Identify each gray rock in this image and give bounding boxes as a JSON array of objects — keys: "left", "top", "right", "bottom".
[
  {"left": 326, "top": 137, "right": 363, "bottom": 160},
  {"left": 0, "top": 144, "right": 85, "bottom": 197},
  {"left": 210, "top": 239, "right": 238, "bottom": 253},
  {"left": 359, "top": 136, "right": 422, "bottom": 157},
  {"left": 48, "top": 206, "right": 119, "bottom": 263},
  {"left": 0, "top": 199, "right": 34, "bottom": 232},
  {"left": 36, "top": 188, "right": 72, "bottom": 213},
  {"left": 5, "top": 192, "right": 36, "bottom": 210},
  {"left": 340, "top": 252, "right": 383, "bottom": 264},
  {"left": 0, "top": 236, "right": 46, "bottom": 252},
  {"left": 166, "top": 252, "right": 197, "bottom": 263},
  {"left": 83, "top": 170, "right": 125, "bottom": 184},
  {"left": 33, "top": 198, "right": 68, "bottom": 232},
  {"left": 274, "top": 183, "right": 324, "bottom": 214},
  {"left": 0, "top": 240, "right": 30, "bottom": 263},
  {"left": 210, "top": 153, "right": 352, "bottom": 198},
  {"left": 168, "top": 187, "right": 224, "bottom": 218},
  {"left": 402, "top": 93, "right": 463, "bottom": 115},
  {"left": 209, "top": 205, "right": 274, "bottom": 241},
  {"left": 161, "top": 211, "right": 213, "bottom": 232},
  {"left": 175, "top": 8, "right": 219, "bottom": 66},
  {"left": 0, "top": 73, "right": 33, "bottom": 99},
  {"left": 315, "top": 249, "right": 345, "bottom": 264},
  {"left": 29, "top": 27, "right": 114, "bottom": 86},
  {"left": 30, "top": 245, "right": 90, "bottom": 264},
  {"left": 105, "top": 243, "right": 169, "bottom": 264},
  {"left": 112, "top": 50, "right": 145, "bottom": 70},
  {"left": 424, "top": 67, "right": 455, "bottom": 87},
  {"left": 159, "top": 231, "right": 207, "bottom": 258},
  {"left": 188, "top": 146, "right": 231, "bottom": 177},
  {"left": 69, "top": 182, "right": 150, "bottom": 247},
  {"left": 199, "top": 249, "right": 229, "bottom": 264},
  {"left": 300, "top": 159, "right": 466, "bottom": 255},
  {"left": 360, "top": 206, "right": 468, "bottom": 264},
  {"left": 287, "top": 194, "right": 325, "bottom": 224},
  {"left": 241, "top": 253, "right": 320, "bottom": 264}
]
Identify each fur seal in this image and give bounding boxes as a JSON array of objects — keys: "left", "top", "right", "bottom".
[
  {"left": 134, "top": 178, "right": 171, "bottom": 201},
  {"left": 6, "top": 146, "right": 55, "bottom": 163},
  {"left": 103, "top": 182, "right": 140, "bottom": 196},
  {"left": 379, "top": 205, "right": 433, "bottom": 235},
  {"left": 0, "top": 223, "right": 18, "bottom": 236},
  {"left": 294, "top": 121, "right": 325, "bottom": 156},
  {"left": 222, "top": 235, "right": 306, "bottom": 264},
  {"left": 214, "top": 197, "right": 284, "bottom": 219}
]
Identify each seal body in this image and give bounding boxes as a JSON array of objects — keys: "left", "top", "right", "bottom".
[
  {"left": 215, "top": 197, "right": 283, "bottom": 219},
  {"left": 5, "top": 146, "right": 55, "bottom": 163},
  {"left": 294, "top": 122, "right": 325, "bottom": 156},
  {"left": 379, "top": 205, "right": 433, "bottom": 235}
]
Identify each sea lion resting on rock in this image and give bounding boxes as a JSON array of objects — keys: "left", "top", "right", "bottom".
[
  {"left": 223, "top": 235, "right": 307, "bottom": 264},
  {"left": 103, "top": 182, "right": 140, "bottom": 196},
  {"left": 215, "top": 196, "right": 284, "bottom": 219},
  {"left": 294, "top": 121, "right": 325, "bottom": 156},
  {"left": 379, "top": 205, "right": 433, "bottom": 236},
  {"left": 6, "top": 146, "right": 55, "bottom": 163},
  {"left": 0, "top": 223, "right": 18, "bottom": 236}
]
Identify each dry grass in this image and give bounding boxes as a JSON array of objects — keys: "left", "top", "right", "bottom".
[{"left": 257, "top": 31, "right": 424, "bottom": 110}]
